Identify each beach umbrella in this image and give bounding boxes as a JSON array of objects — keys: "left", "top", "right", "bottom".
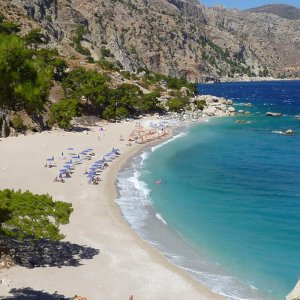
[
  {"left": 67, "top": 147, "right": 74, "bottom": 150},
  {"left": 46, "top": 158, "right": 53, "bottom": 161},
  {"left": 59, "top": 169, "right": 67, "bottom": 173},
  {"left": 72, "top": 155, "right": 79, "bottom": 159}
]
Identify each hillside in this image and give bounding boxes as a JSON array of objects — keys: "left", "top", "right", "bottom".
[
  {"left": 1, "top": 0, "right": 300, "bottom": 81},
  {"left": 246, "top": 4, "right": 300, "bottom": 20}
]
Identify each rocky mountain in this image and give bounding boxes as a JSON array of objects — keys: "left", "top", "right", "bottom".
[
  {"left": 246, "top": 4, "right": 300, "bottom": 20},
  {"left": 1, "top": 0, "right": 300, "bottom": 81}
]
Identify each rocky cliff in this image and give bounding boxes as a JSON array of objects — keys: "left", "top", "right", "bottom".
[{"left": 2, "top": 0, "right": 300, "bottom": 81}]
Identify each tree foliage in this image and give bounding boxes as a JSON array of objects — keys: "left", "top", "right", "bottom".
[
  {"left": 0, "top": 34, "right": 51, "bottom": 114},
  {"left": 0, "top": 189, "right": 73, "bottom": 241},
  {"left": 24, "top": 28, "right": 46, "bottom": 49},
  {"left": 0, "top": 17, "right": 59, "bottom": 114},
  {"left": 0, "top": 14, "right": 20, "bottom": 35},
  {"left": 166, "top": 98, "right": 187, "bottom": 112},
  {"left": 49, "top": 99, "right": 80, "bottom": 129}
]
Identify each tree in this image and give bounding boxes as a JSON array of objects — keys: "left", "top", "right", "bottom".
[
  {"left": 49, "top": 99, "right": 80, "bottom": 129},
  {"left": 0, "top": 15, "right": 20, "bottom": 34},
  {"left": 62, "top": 68, "right": 110, "bottom": 114},
  {"left": 24, "top": 28, "right": 46, "bottom": 49},
  {"left": 0, "top": 189, "right": 73, "bottom": 256},
  {"left": 0, "top": 34, "right": 52, "bottom": 114},
  {"left": 166, "top": 98, "right": 186, "bottom": 112},
  {"left": 139, "top": 91, "right": 161, "bottom": 113}
]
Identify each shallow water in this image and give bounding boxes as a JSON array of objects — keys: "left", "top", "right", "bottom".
[{"left": 117, "top": 81, "right": 300, "bottom": 300}]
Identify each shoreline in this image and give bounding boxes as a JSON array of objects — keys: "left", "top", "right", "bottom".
[{"left": 0, "top": 118, "right": 223, "bottom": 300}]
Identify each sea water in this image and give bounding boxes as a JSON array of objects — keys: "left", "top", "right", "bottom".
[{"left": 116, "top": 81, "right": 300, "bottom": 300}]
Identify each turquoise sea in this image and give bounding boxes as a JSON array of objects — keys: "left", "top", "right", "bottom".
[{"left": 117, "top": 81, "right": 300, "bottom": 300}]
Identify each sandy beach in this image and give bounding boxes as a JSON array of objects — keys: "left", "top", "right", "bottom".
[{"left": 0, "top": 119, "right": 223, "bottom": 300}]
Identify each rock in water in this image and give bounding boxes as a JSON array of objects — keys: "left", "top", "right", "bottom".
[
  {"left": 287, "top": 279, "right": 300, "bottom": 300},
  {"left": 284, "top": 129, "right": 294, "bottom": 135}
]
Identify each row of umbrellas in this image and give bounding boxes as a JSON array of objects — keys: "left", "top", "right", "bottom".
[
  {"left": 58, "top": 147, "right": 94, "bottom": 176},
  {"left": 86, "top": 148, "right": 121, "bottom": 182}
]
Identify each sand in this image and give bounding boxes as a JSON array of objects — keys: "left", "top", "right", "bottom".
[{"left": 0, "top": 119, "right": 223, "bottom": 300}]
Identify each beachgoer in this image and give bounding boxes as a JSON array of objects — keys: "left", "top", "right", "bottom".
[{"left": 61, "top": 152, "right": 64, "bottom": 157}]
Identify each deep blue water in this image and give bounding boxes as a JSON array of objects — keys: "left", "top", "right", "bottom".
[{"left": 117, "top": 81, "right": 300, "bottom": 300}]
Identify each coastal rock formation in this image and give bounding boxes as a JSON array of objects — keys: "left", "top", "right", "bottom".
[
  {"left": 3, "top": 0, "right": 300, "bottom": 81},
  {"left": 287, "top": 279, "right": 300, "bottom": 300}
]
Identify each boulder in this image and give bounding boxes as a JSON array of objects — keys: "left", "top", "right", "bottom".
[
  {"left": 226, "top": 99, "right": 233, "bottom": 105},
  {"left": 180, "top": 86, "right": 191, "bottom": 96},
  {"left": 284, "top": 129, "right": 294, "bottom": 135},
  {"left": 228, "top": 106, "right": 236, "bottom": 112}
]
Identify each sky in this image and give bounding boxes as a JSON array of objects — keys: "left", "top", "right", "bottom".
[{"left": 200, "top": 0, "right": 300, "bottom": 10}]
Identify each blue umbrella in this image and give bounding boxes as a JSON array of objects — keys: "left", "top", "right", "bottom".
[
  {"left": 59, "top": 169, "right": 67, "bottom": 173},
  {"left": 67, "top": 147, "right": 74, "bottom": 150},
  {"left": 65, "top": 161, "right": 72, "bottom": 165},
  {"left": 46, "top": 158, "right": 53, "bottom": 161},
  {"left": 72, "top": 155, "right": 79, "bottom": 159}
]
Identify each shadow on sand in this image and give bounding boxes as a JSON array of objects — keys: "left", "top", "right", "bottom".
[
  {"left": 2, "top": 287, "right": 71, "bottom": 299},
  {"left": 4, "top": 238, "right": 100, "bottom": 268}
]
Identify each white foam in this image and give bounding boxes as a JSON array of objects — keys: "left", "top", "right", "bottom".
[
  {"left": 272, "top": 130, "right": 284, "bottom": 135},
  {"left": 151, "top": 132, "right": 186, "bottom": 152},
  {"left": 155, "top": 213, "right": 167, "bottom": 225}
]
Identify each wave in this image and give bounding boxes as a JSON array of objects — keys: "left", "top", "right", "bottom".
[
  {"left": 116, "top": 133, "right": 267, "bottom": 300},
  {"left": 155, "top": 213, "right": 168, "bottom": 225},
  {"left": 151, "top": 132, "right": 186, "bottom": 152}
]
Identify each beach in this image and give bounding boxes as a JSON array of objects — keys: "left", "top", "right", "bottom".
[{"left": 0, "top": 119, "right": 222, "bottom": 300}]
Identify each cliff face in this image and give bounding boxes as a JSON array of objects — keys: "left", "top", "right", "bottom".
[{"left": 4, "top": 0, "right": 300, "bottom": 81}]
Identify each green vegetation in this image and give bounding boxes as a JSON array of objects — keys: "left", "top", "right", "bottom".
[
  {"left": 24, "top": 28, "right": 46, "bottom": 49},
  {"left": 61, "top": 68, "right": 163, "bottom": 120},
  {"left": 100, "top": 46, "right": 113, "bottom": 58},
  {"left": 11, "top": 114, "right": 26, "bottom": 131},
  {"left": 97, "top": 59, "right": 121, "bottom": 71},
  {"left": 72, "top": 25, "right": 91, "bottom": 56},
  {"left": 166, "top": 98, "right": 186, "bottom": 112},
  {"left": 0, "top": 17, "right": 66, "bottom": 115},
  {"left": 49, "top": 99, "right": 80, "bottom": 129},
  {"left": 0, "top": 14, "right": 20, "bottom": 34},
  {"left": 0, "top": 14, "right": 199, "bottom": 127},
  {"left": 143, "top": 72, "right": 195, "bottom": 92},
  {"left": 0, "top": 189, "right": 73, "bottom": 258},
  {"left": 0, "top": 34, "right": 52, "bottom": 114},
  {"left": 195, "top": 99, "right": 206, "bottom": 110}
]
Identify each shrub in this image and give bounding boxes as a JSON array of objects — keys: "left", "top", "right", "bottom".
[
  {"left": 166, "top": 98, "right": 186, "bottom": 112},
  {"left": 49, "top": 99, "right": 80, "bottom": 129},
  {"left": 11, "top": 114, "right": 26, "bottom": 131}
]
